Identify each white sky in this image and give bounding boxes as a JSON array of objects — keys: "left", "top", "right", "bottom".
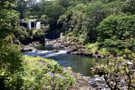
[{"left": 36, "top": 0, "right": 40, "bottom": 2}]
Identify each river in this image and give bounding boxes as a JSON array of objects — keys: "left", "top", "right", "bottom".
[{"left": 23, "top": 48, "right": 99, "bottom": 76}]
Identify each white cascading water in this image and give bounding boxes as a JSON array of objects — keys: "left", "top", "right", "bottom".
[
  {"left": 23, "top": 49, "right": 67, "bottom": 58},
  {"left": 36, "top": 22, "right": 41, "bottom": 29},
  {"left": 28, "top": 20, "right": 31, "bottom": 29},
  {"left": 44, "top": 50, "right": 67, "bottom": 58}
]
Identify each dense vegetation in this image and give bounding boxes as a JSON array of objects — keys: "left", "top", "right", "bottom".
[
  {"left": 22, "top": 56, "right": 75, "bottom": 90},
  {"left": 1, "top": 0, "right": 135, "bottom": 89},
  {"left": 0, "top": 0, "right": 23, "bottom": 89},
  {"left": 0, "top": 0, "right": 75, "bottom": 90}
]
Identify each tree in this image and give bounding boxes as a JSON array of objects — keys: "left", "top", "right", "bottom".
[
  {"left": 0, "top": 0, "right": 23, "bottom": 89},
  {"left": 58, "top": 0, "right": 106, "bottom": 42},
  {"left": 122, "top": 0, "right": 135, "bottom": 14}
]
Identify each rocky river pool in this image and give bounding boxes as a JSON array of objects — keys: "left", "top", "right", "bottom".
[
  {"left": 22, "top": 46, "right": 111, "bottom": 89},
  {"left": 23, "top": 49, "right": 100, "bottom": 76}
]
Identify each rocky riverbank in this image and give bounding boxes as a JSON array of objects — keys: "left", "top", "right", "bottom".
[
  {"left": 71, "top": 74, "right": 110, "bottom": 90},
  {"left": 21, "top": 38, "right": 92, "bottom": 55},
  {"left": 45, "top": 37, "right": 92, "bottom": 56}
]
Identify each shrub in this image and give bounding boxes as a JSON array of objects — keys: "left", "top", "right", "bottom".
[
  {"left": 97, "top": 15, "right": 135, "bottom": 41},
  {"left": 97, "top": 15, "right": 135, "bottom": 53},
  {"left": 21, "top": 56, "right": 76, "bottom": 90},
  {"left": 0, "top": 42, "right": 23, "bottom": 90},
  {"left": 122, "top": 0, "right": 135, "bottom": 14},
  {"left": 85, "top": 42, "right": 99, "bottom": 55},
  {"left": 15, "top": 26, "right": 29, "bottom": 42}
]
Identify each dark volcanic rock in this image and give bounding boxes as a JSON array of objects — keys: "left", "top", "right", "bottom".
[
  {"left": 21, "top": 46, "right": 35, "bottom": 52},
  {"left": 45, "top": 38, "right": 92, "bottom": 56}
]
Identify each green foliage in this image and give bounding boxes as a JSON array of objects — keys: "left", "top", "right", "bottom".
[
  {"left": 4, "top": 0, "right": 135, "bottom": 89},
  {"left": 97, "top": 15, "right": 135, "bottom": 55},
  {"left": 58, "top": 0, "right": 123, "bottom": 43},
  {"left": 0, "top": 1, "right": 23, "bottom": 89},
  {"left": 32, "top": 29, "right": 45, "bottom": 38},
  {"left": 17, "top": 0, "right": 28, "bottom": 18},
  {"left": 122, "top": 0, "right": 135, "bottom": 14},
  {"left": 58, "top": 3, "right": 88, "bottom": 42},
  {"left": 93, "top": 56, "right": 135, "bottom": 90},
  {"left": 91, "top": 11, "right": 135, "bottom": 90},
  {"left": 17, "top": 0, "right": 134, "bottom": 40},
  {"left": 0, "top": 43, "right": 22, "bottom": 73},
  {"left": 58, "top": 3, "right": 93, "bottom": 42},
  {"left": 0, "top": 43, "right": 23, "bottom": 90},
  {"left": 22, "top": 56, "right": 76, "bottom": 90},
  {"left": 44, "top": 2, "right": 66, "bottom": 24},
  {"left": 15, "top": 25, "right": 49, "bottom": 44},
  {"left": 101, "top": 0, "right": 123, "bottom": 15},
  {"left": 15, "top": 26, "right": 29, "bottom": 42},
  {"left": 98, "top": 15, "right": 135, "bottom": 41},
  {"left": 85, "top": 43, "right": 99, "bottom": 55},
  {"left": 0, "top": 3, "right": 19, "bottom": 39}
]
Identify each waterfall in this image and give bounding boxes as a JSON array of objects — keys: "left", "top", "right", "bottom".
[
  {"left": 28, "top": 20, "right": 31, "bottom": 29},
  {"left": 36, "top": 22, "right": 41, "bottom": 29},
  {"left": 60, "top": 33, "right": 63, "bottom": 38}
]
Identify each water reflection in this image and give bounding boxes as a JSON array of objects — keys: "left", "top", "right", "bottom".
[
  {"left": 48, "top": 54, "right": 98, "bottom": 76},
  {"left": 23, "top": 50, "right": 99, "bottom": 76}
]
